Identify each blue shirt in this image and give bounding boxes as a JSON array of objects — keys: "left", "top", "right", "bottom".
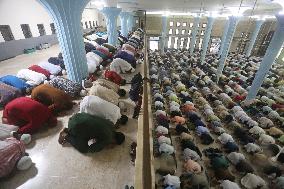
[
  {"left": 194, "top": 119, "right": 206, "bottom": 127},
  {"left": 0, "top": 75, "right": 30, "bottom": 93},
  {"left": 114, "top": 50, "right": 136, "bottom": 68},
  {"left": 196, "top": 126, "right": 209, "bottom": 136}
]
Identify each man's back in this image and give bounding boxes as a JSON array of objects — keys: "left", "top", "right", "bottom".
[
  {"left": 68, "top": 113, "right": 114, "bottom": 152},
  {"left": 80, "top": 95, "right": 121, "bottom": 124}
]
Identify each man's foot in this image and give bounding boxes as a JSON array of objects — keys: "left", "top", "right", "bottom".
[
  {"left": 58, "top": 128, "right": 68, "bottom": 145},
  {"left": 12, "top": 131, "right": 21, "bottom": 140}
]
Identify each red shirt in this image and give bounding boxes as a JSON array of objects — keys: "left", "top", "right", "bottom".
[
  {"left": 234, "top": 95, "right": 246, "bottom": 102},
  {"left": 2, "top": 97, "right": 57, "bottom": 134},
  {"left": 28, "top": 65, "right": 51, "bottom": 78},
  {"left": 104, "top": 70, "right": 123, "bottom": 85},
  {"left": 96, "top": 46, "right": 112, "bottom": 58},
  {"left": 272, "top": 104, "right": 284, "bottom": 109}
]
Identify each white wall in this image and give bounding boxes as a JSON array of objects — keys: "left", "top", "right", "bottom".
[
  {"left": 82, "top": 8, "right": 101, "bottom": 29},
  {"left": 0, "top": 0, "right": 105, "bottom": 43},
  {"left": 0, "top": 0, "right": 53, "bottom": 42}
]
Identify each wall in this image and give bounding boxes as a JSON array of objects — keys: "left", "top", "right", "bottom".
[
  {"left": 0, "top": 0, "right": 105, "bottom": 60},
  {"left": 82, "top": 8, "right": 105, "bottom": 29},
  {"left": 0, "top": 0, "right": 54, "bottom": 42},
  {"left": 145, "top": 15, "right": 276, "bottom": 54},
  {"left": 276, "top": 48, "right": 284, "bottom": 64}
]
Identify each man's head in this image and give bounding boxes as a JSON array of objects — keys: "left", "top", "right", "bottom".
[
  {"left": 114, "top": 132, "right": 125, "bottom": 145},
  {"left": 118, "top": 89, "right": 126, "bottom": 97},
  {"left": 118, "top": 115, "right": 128, "bottom": 125},
  {"left": 120, "top": 79, "right": 126, "bottom": 86}
]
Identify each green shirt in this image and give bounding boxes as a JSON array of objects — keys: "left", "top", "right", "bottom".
[{"left": 67, "top": 113, "right": 114, "bottom": 153}]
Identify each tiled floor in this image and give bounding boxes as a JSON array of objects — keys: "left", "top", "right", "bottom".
[{"left": 0, "top": 45, "right": 137, "bottom": 189}]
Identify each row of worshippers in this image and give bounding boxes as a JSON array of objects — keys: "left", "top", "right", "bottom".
[
  {"left": 201, "top": 53, "right": 284, "bottom": 114},
  {"left": 148, "top": 49, "right": 284, "bottom": 189},
  {"left": 191, "top": 49, "right": 284, "bottom": 181},
  {"left": 0, "top": 28, "right": 144, "bottom": 178},
  {"left": 199, "top": 53, "right": 284, "bottom": 133},
  {"left": 57, "top": 28, "right": 145, "bottom": 154},
  {"left": 0, "top": 27, "right": 144, "bottom": 107}
]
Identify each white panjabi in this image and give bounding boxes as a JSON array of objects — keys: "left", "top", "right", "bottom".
[
  {"left": 259, "top": 117, "right": 274, "bottom": 128},
  {"left": 110, "top": 58, "right": 135, "bottom": 74},
  {"left": 155, "top": 101, "right": 164, "bottom": 108},
  {"left": 220, "top": 180, "right": 241, "bottom": 189},
  {"left": 163, "top": 174, "right": 181, "bottom": 188},
  {"left": 158, "top": 136, "right": 171, "bottom": 145},
  {"left": 227, "top": 152, "right": 245, "bottom": 165},
  {"left": 259, "top": 134, "right": 275, "bottom": 145},
  {"left": 159, "top": 143, "right": 175, "bottom": 155},
  {"left": 249, "top": 126, "right": 265, "bottom": 135},
  {"left": 17, "top": 69, "right": 47, "bottom": 86},
  {"left": 154, "top": 93, "right": 163, "bottom": 99},
  {"left": 155, "top": 110, "right": 166, "bottom": 117},
  {"left": 241, "top": 173, "right": 266, "bottom": 189},
  {"left": 247, "top": 120, "right": 258, "bottom": 128},
  {"left": 80, "top": 95, "right": 121, "bottom": 124},
  {"left": 183, "top": 148, "right": 201, "bottom": 161},
  {"left": 155, "top": 126, "right": 168, "bottom": 135},
  {"left": 170, "top": 101, "right": 180, "bottom": 108},
  {"left": 38, "top": 61, "right": 62, "bottom": 75},
  {"left": 218, "top": 133, "right": 234, "bottom": 144},
  {"left": 244, "top": 143, "right": 261, "bottom": 153}
]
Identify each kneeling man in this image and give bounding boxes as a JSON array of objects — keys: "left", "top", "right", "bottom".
[
  {"left": 58, "top": 113, "right": 125, "bottom": 153},
  {"left": 2, "top": 97, "right": 57, "bottom": 134},
  {"left": 31, "top": 84, "right": 73, "bottom": 114},
  {"left": 80, "top": 95, "right": 128, "bottom": 125}
]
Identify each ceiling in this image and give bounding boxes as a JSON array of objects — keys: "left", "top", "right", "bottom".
[{"left": 88, "top": 0, "right": 283, "bottom": 16}]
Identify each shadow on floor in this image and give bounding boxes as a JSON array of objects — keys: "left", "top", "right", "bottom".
[{"left": 0, "top": 165, "right": 38, "bottom": 189}]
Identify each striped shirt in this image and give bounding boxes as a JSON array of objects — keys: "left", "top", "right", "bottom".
[{"left": 0, "top": 138, "right": 25, "bottom": 178}]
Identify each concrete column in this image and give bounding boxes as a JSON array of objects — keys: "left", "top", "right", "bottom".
[
  {"left": 165, "top": 37, "right": 168, "bottom": 49},
  {"left": 190, "top": 17, "right": 200, "bottom": 55},
  {"left": 161, "top": 16, "right": 167, "bottom": 53},
  {"left": 184, "top": 38, "right": 188, "bottom": 49},
  {"left": 120, "top": 11, "right": 130, "bottom": 37},
  {"left": 218, "top": 18, "right": 230, "bottom": 57},
  {"left": 101, "top": 7, "right": 121, "bottom": 45},
  {"left": 177, "top": 37, "right": 181, "bottom": 49},
  {"left": 245, "top": 19, "right": 264, "bottom": 57},
  {"left": 246, "top": 14, "right": 284, "bottom": 101},
  {"left": 216, "top": 16, "right": 239, "bottom": 82},
  {"left": 37, "top": 0, "right": 89, "bottom": 82},
  {"left": 170, "top": 37, "right": 175, "bottom": 48},
  {"left": 200, "top": 17, "right": 215, "bottom": 64},
  {"left": 127, "top": 13, "right": 134, "bottom": 32}
]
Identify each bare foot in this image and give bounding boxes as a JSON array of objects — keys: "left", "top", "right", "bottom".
[{"left": 58, "top": 128, "right": 68, "bottom": 145}]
